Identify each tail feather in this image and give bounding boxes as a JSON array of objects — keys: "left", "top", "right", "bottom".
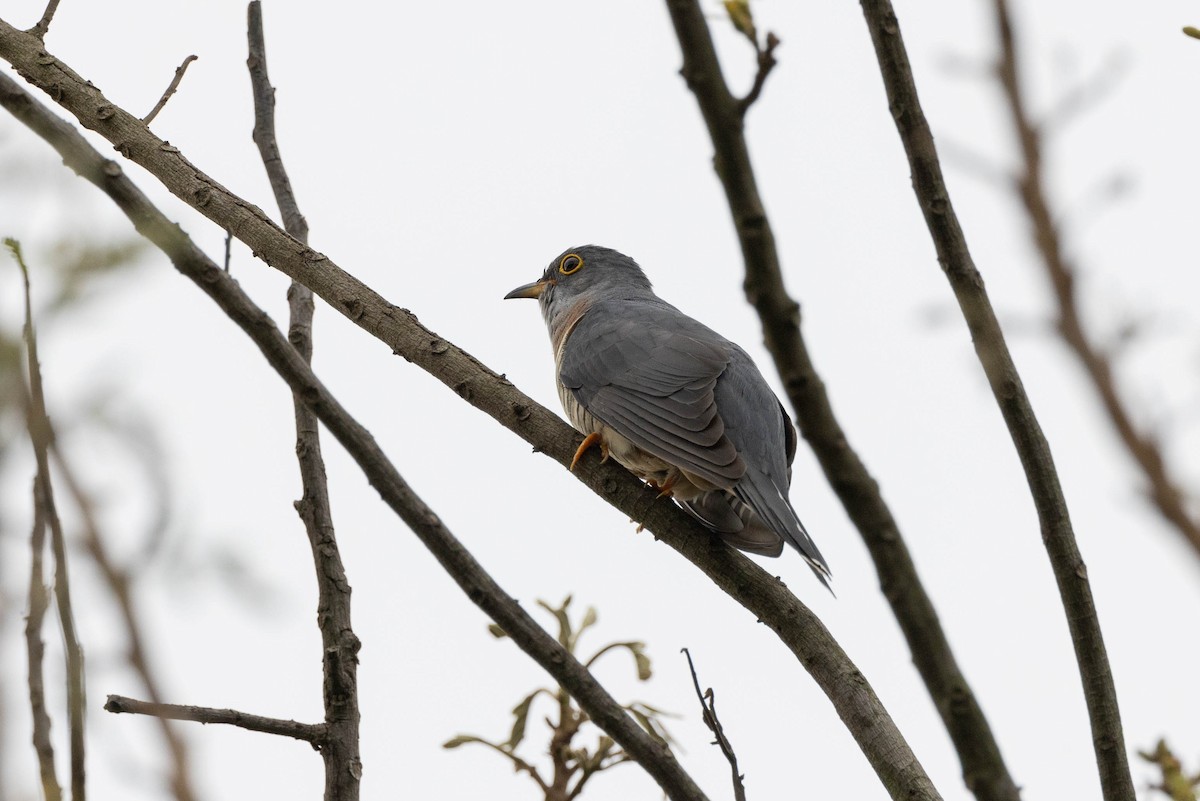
[
  {"left": 679, "top": 475, "right": 832, "bottom": 593},
  {"left": 734, "top": 472, "right": 833, "bottom": 593}
]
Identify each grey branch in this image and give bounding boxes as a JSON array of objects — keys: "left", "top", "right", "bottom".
[
  {"left": 9, "top": 238, "right": 87, "bottom": 801},
  {"left": 682, "top": 649, "right": 746, "bottom": 801},
  {"left": 142, "top": 54, "right": 197, "bottom": 126},
  {"left": 105, "top": 696, "right": 324, "bottom": 744},
  {"left": 247, "top": 3, "right": 360, "bottom": 799},
  {"left": 662, "top": 2, "right": 1017, "bottom": 799},
  {"left": 856, "top": 1, "right": 1135, "bottom": 799},
  {"left": 24, "top": 478, "right": 60, "bottom": 801},
  {"left": 0, "top": 66, "right": 709, "bottom": 801},
  {"left": 990, "top": 0, "right": 1200, "bottom": 562},
  {"left": 0, "top": 21, "right": 941, "bottom": 800},
  {"left": 25, "top": 0, "right": 60, "bottom": 39}
]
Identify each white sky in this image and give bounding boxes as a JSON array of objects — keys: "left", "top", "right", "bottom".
[{"left": 1, "top": 1, "right": 1198, "bottom": 799}]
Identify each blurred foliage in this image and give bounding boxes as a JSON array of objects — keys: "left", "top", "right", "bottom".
[
  {"left": 723, "top": 0, "right": 757, "bottom": 44},
  {"left": 1140, "top": 740, "right": 1200, "bottom": 801},
  {"left": 446, "top": 596, "right": 674, "bottom": 801}
]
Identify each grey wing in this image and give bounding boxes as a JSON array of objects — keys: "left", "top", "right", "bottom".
[
  {"left": 558, "top": 302, "right": 745, "bottom": 487},
  {"left": 712, "top": 348, "right": 832, "bottom": 586}
]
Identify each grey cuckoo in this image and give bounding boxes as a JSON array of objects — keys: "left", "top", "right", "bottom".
[{"left": 505, "top": 245, "right": 831, "bottom": 588}]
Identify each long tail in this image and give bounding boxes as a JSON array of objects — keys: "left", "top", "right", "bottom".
[{"left": 735, "top": 471, "right": 833, "bottom": 593}]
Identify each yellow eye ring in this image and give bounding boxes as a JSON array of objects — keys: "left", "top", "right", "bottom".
[{"left": 558, "top": 253, "right": 583, "bottom": 275}]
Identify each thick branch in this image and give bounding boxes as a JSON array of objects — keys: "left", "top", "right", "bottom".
[
  {"left": 104, "top": 696, "right": 324, "bottom": 743},
  {"left": 247, "top": 4, "right": 359, "bottom": 799},
  {"left": 990, "top": 0, "right": 1200, "bottom": 560},
  {"left": 0, "top": 68, "right": 708, "bottom": 801},
  {"left": 856, "top": 2, "right": 1134, "bottom": 799},
  {"left": 0, "top": 30, "right": 939, "bottom": 800},
  {"left": 662, "top": 3, "right": 1018, "bottom": 799}
]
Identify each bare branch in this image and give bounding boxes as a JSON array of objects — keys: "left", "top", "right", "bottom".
[
  {"left": 141, "top": 54, "right": 197, "bottom": 126},
  {"left": 682, "top": 650, "right": 745, "bottom": 801},
  {"left": 7, "top": 238, "right": 87, "bottom": 801},
  {"left": 247, "top": 1, "right": 306, "bottom": 240},
  {"left": 990, "top": 0, "right": 1200, "bottom": 561},
  {"left": 856, "top": 1, "right": 1135, "bottom": 799},
  {"left": 9, "top": 238, "right": 62, "bottom": 801},
  {"left": 246, "top": 3, "right": 359, "bottom": 799},
  {"left": 737, "top": 31, "right": 779, "bottom": 116},
  {"left": 0, "top": 27, "right": 947, "bottom": 800},
  {"left": 662, "top": 3, "right": 1016, "bottom": 799},
  {"left": 25, "top": 0, "right": 60, "bottom": 39},
  {"left": 0, "top": 68, "right": 710, "bottom": 801},
  {"left": 23, "top": 478, "right": 61, "bottom": 801},
  {"left": 105, "top": 696, "right": 324, "bottom": 744},
  {"left": 51, "top": 445, "right": 199, "bottom": 801}
]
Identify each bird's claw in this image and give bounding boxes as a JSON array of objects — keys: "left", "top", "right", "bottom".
[{"left": 569, "top": 432, "right": 609, "bottom": 472}]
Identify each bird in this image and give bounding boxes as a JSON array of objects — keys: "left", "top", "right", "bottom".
[{"left": 505, "top": 245, "right": 831, "bottom": 589}]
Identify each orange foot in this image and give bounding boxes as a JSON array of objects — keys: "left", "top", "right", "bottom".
[
  {"left": 654, "top": 472, "right": 679, "bottom": 499},
  {"left": 569, "top": 432, "right": 610, "bottom": 472}
]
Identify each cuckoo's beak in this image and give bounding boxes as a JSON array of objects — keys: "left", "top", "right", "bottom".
[{"left": 504, "top": 278, "right": 553, "bottom": 300}]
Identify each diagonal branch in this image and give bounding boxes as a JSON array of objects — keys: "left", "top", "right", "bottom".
[
  {"left": 682, "top": 649, "right": 745, "bottom": 801},
  {"left": 246, "top": 4, "right": 360, "bottom": 799},
  {"left": 0, "top": 68, "right": 708, "bottom": 801},
  {"left": 0, "top": 28, "right": 944, "bottom": 799},
  {"left": 661, "top": 3, "right": 1020, "bottom": 799},
  {"left": 990, "top": 0, "right": 1200, "bottom": 561},
  {"left": 856, "top": 1, "right": 1135, "bottom": 799},
  {"left": 142, "top": 54, "right": 197, "bottom": 126}
]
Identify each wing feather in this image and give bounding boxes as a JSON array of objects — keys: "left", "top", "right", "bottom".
[{"left": 559, "top": 301, "right": 744, "bottom": 486}]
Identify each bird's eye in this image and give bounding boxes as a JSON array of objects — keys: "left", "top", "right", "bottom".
[{"left": 558, "top": 253, "right": 583, "bottom": 275}]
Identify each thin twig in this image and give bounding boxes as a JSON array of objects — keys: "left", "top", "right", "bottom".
[
  {"left": 8, "top": 239, "right": 87, "bottom": 801},
  {"left": 51, "top": 444, "right": 199, "bottom": 801},
  {"left": 737, "top": 32, "right": 779, "bottom": 116},
  {"left": 25, "top": 0, "right": 60, "bottom": 39},
  {"left": 856, "top": 2, "right": 1135, "bottom": 799},
  {"left": 24, "top": 477, "right": 62, "bottom": 801},
  {"left": 247, "top": 4, "right": 359, "bottom": 799},
  {"left": 104, "top": 696, "right": 324, "bottom": 744},
  {"left": 682, "top": 649, "right": 745, "bottom": 801},
  {"left": 662, "top": 3, "right": 1018, "bottom": 799},
  {"left": 222, "top": 229, "right": 232, "bottom": 272},
  {"left": 990, "top": 0, "right": 1200, "bottom": 561},
  {"left": 142, "top": 54, "right": 197, "bottom": 126},
  {"left": 0, "top": 68, "right": 710, "bottom": 801},
  {"left": 0, "top": 33, "right": 944, "bottom": 800}
]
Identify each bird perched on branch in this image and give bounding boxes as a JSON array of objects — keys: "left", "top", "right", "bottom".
[{"left": 505, "top": 245, "right": 831, "bottom": 589}]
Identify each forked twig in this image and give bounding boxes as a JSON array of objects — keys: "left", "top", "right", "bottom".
[{"left": 682, "top": 649, "right": 746, "bottom": 801}]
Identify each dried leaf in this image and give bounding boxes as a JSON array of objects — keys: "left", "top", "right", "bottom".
[
  {"left": 505, "top": 690, "right": 541, "bottom": 750},
  {"left": 724, "top": 0, "right": 757, "bottom": 43},
  {"left": 632, "top": 643, "right": 652, "bottom": 681},
  {"left": 537, "top": 597, "right": 574, "bottom": 649},
  {"left": 487, "top": 623, "right": 508, "bottom": 639},
  {"left": 443, "top": 734, "right": 487, "bottom": 749}
]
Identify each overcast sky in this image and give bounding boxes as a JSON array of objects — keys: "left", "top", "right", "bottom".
[{"left": 2, "top": 1, "right": 1198, "bottom": 799}]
